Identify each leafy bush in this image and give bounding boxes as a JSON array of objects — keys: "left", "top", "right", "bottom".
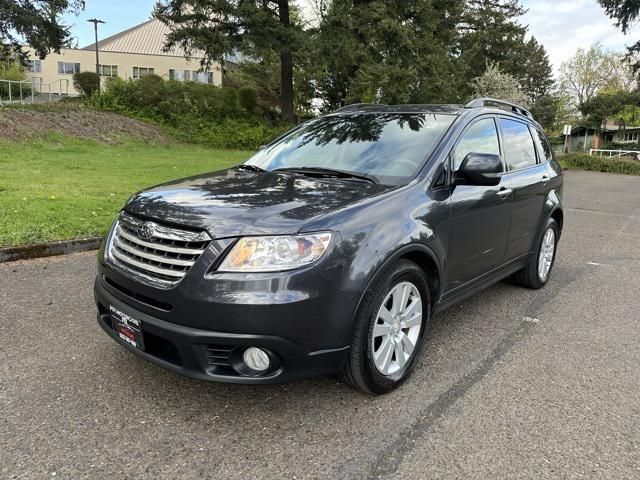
[
  {"left": 91, "top": 76, "right": 286, "bottom": 149},
  {"left": 167, "top": 117, "right": 291, "bottom": 150},
  {"left": 561, "top": 153, "right": 640, "bottom": 176},
  {"left": 73, "top": 71, "right": 100, "bottom": 97},
  {"left": 95, "top": 77, "right": 247, "bottom": 125},
  {"left": 238, "top": 86, "right": 258, "bottom": 112},
  {"left": 0, "top": 61, "right": 31, "bottom": 99}
]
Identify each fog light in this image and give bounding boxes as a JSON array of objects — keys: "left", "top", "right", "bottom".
[{"left": 243, "top": 347, "right": 270, "bottom": 371}]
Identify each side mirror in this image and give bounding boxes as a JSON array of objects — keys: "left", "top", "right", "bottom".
[{"left": 456, "top": 153, "right": 503, "bottom": 186}]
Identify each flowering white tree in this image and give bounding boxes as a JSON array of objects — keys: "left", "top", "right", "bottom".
[{"left": 471, "top": 62, "right": 530, "bottom": 107}]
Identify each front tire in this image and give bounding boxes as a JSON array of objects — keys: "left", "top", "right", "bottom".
[
  {"left": 512, "top": 217, "right": 559, "bottom": 289},
  {"left": 340, "top": 259, "right": 430, "bottom": 395}
]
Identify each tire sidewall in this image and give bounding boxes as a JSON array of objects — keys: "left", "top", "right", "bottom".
[
  {"left": 361, "top": 262, "right": 430, "bottom": 392},
  {"left": 535, "top": 218, "right": 559, "bottom": 286}
]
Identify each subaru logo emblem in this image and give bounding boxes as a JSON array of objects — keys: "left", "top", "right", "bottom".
[{"left": 137, "top": 222, "right": 155, "bottom": 239}]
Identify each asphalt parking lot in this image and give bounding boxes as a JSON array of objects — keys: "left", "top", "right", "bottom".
[{"left": 1, "top": 170, "right": 639, "bottom": 479}]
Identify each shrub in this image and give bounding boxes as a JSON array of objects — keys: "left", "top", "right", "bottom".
[
  {"left": 90, "top": 75, "right": 288, "bottom": 149},
  {"left": 0, "top": 61, "right": 31, "bottom": 99},
  {"left": 561, "top": 153, "right": 640, "bottom": 176},
  {"left": 238, "top": 87, "right": 258, "bottom": 112},
  {"left": 168, "top": 117, "right": 292, "bottom": 150},
  {"left": 73, "top": 71, "right": 100, "bottom": 97}
]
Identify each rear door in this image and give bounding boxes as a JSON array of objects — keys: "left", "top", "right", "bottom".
[
  {"left": 499, "top": 117, "right": 548, "bottom": 261},
  {"left": 444, "top": 116, "right": 513, "bottom": 292}
]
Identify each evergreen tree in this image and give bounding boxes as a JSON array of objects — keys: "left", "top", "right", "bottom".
[
  {"left": 154, "top": 1, "right": 303, "bottom": 122},
  {"left": 458, "top": 0, "right": 553, "bottom": 100},
  {"left": 312, "top": 0, "right": 464, "bottom": 110},
  {"left": 0, "top": 0, "right": 84, "bottom": 61},
  {"left": 598, "top": 0, "right": 640, "bottom": 72}
]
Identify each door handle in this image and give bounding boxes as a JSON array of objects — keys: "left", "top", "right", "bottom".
[
  {"left": 541, "top": 174, "right": 550, "bottom": 183},
  {"left": 497, "top": 188, "right": 513, "bottom": 198}
]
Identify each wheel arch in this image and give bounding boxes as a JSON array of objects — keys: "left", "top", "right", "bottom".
[
  {"left": 344, "top": 243, "right": 442, "bottom": 346},
  {"left": 550, "top": 207, "right": 564, "bottom": 235}
]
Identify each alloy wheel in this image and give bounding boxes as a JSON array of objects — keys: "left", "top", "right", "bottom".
[
  {"left": 538, "top": 228, "right": 556, "bottom": 282},
  {"left": 371, "top": 281, "right": 423, "bottom": 375}
]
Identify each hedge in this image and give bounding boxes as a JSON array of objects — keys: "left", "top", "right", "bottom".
[
  {"left": 561, "top": 153, "right": 640, "bottom": 176},
  {"left": 88, "top": 75, "right": 291, "bottom": 149}
]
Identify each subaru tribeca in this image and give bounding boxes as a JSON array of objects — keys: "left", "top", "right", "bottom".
[{"left": 94, "top": 98, "right": 563, "bottom": 394}]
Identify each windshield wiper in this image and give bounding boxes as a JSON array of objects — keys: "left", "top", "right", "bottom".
[
  {"left": 273, "top": 167, "right": 379, "bottom": 184},
  {"left": 235, "top": 164, "right": 265, "bottom": 172}
]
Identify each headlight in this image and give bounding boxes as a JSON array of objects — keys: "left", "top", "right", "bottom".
[{"left": 218, "top": 232, "right": 333, "bottom": 272}]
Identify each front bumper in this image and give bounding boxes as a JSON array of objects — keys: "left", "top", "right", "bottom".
[{"left": 94, "top": 272, "right": 355, "bottom": 384}]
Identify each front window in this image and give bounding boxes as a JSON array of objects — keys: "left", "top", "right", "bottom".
[
  {"left": 453, "top": 118, "right": 501, "bottom": 171},
  {"left": 58, "top": 62, "right": 80, "bottom": 74},
  {"left": 99, "top": 64, "right": 118, "bottom": 77},
  {"left": 246, "top": 113, "right": 456, "bottom": 185},
  {"left": 133, "top": 67, "right": 154, "bottom": 79}
]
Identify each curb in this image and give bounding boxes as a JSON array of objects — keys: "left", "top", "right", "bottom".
[{"left": 0, "top": 237, "right": 103, "bottom": 263}]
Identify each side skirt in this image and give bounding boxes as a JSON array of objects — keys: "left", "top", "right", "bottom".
[{"left": 433, "top": 254, "right": 530, "bottom": 315}]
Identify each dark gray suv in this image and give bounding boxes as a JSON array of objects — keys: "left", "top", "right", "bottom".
[{"left": 94, "top": 98, "right": 563, "bottom": 394}]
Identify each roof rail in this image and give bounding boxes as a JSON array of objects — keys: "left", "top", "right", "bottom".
[
  {"left": 465, "top": 97, "right": 532, "bottom": 119},
  {"left": 334, "top": 103, "right": 380, "bottom": 113}
]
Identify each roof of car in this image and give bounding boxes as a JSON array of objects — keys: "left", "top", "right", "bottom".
[
  {"left": 332, "top": 98, "right": 537, "bottom": 124},
  {"left": 332, "top": 104, "right": 465, "bottom": 115}
]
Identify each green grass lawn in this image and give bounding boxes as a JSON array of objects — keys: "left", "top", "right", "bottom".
[{"left": 0, "top": 136, "right": 252, "bottom": 247}]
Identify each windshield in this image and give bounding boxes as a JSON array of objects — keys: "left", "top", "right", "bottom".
[{"left": 245, "top": 113, "right": 456, "bottom": 185}]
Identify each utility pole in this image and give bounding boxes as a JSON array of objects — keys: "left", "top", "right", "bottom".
[{"left": 87, "top": 18, "right": 105, "bottom": 81}]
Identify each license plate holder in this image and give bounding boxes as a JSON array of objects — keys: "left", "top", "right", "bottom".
[{"left": 110, "top": 305, "right": 145, "bottom": 351}]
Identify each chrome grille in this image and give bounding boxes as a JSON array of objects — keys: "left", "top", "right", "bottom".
[{"left": 107, "top": 212, "right": 211, "bottom": 287}]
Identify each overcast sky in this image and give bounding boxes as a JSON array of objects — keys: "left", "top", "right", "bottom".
[{"left": 65, "top": 0, "right": 640, "bottom": 75}]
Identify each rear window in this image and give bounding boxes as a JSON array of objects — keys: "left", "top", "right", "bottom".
[
  {"left": 531, "top": 127, "right": 553, "bottom": 163},
  {"left": 247, "top": 113, "right": 457, "bottom": 185},
  {"left": 500, "top": 119, "right": 537, "bottom": 171}
]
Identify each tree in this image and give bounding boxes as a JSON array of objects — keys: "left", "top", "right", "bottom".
[
  {"left": 154, "top": 0, "right": 303, "bottom": 122},
  {"left": 458, "top": 0, "right": 554, "bottom": 101},
  {"left": 530, "top": 94, "right": 564, "bottom": 132},
  {"left": 311, "top": 0, "right": 465, "bottom": 111},
  {"left": 598, "top": 0, "right": 640, "bottom": 71},
  {"left": 0, "top": 0, "right": 84, "bottom": 61},
  {"left": 580, "top": 89, "right": 640, "bottom": 126},
  {"left": 471, "top": 62, "right": 530, "bottom": 107},
  {"left": 558, "top": 44, "right": 635, "bottom": 111}
]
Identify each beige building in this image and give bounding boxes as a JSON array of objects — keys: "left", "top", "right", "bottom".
[{"left": 24, "top": 18, "right": 223, "bottom": 96}]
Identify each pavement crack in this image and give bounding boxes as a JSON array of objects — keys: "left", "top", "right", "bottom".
[{"left": 367, "top": 264, "right": 589, "bottom": 479}]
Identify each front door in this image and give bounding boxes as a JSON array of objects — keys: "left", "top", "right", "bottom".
[{"left": 444, "top": 116, "right": 513, "bottom": 293}]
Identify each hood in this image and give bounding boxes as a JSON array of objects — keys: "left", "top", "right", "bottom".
[{"left": 124, "top": 168, "right": 393, "bottom": 238}]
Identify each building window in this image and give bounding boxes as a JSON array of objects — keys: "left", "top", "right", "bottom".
[
  {"left": 169, "top": 69, "right": 191, "bottom": 82},
  {"left": 58, "top": 62, "right": 80, "bottom": 75},
  {"left": 133, "top": 67, "right": 154, "bottom": 79},
  {"left": 26, "top": 60, "right": 42, "bottom": 73},
  {"left": 622, "top": 132, "right": 639, "bottom": 142},
  {"left": 192, "top": 71, "right": 214, "bottom": 84},
  {"left": 99, "top": 64, "right": 118, "bottom": 77}
]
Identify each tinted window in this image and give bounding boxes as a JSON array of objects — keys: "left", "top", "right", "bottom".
[
  {"left": 247, "top": 113, "right": 456, "bottom": 185},
  {"left": 531, "top": 127, "right": 552, "bottom": 163},
  {"left": 500, "top": 119, "right": 537, "bottom": 170},
  {"left": 453, "top": 118, "right": 500, "bottom": 171}
]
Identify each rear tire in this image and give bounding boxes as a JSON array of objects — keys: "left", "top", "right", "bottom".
[
  {"left": 340, "top": 259, "right": 430, "bottom": 395},
  {"left": 512, "top": 217, "right": 559, "bottom": 289}
]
